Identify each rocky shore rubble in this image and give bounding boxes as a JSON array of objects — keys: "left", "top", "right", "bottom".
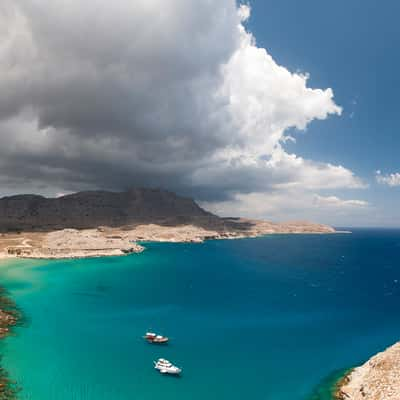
[{"left": 0, "top": 290, "right": 20, "bottom": 399}]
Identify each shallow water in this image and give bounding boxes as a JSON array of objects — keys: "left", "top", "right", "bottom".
[{"left": 0, "top": 229, "right": 400, "bottom": 399}]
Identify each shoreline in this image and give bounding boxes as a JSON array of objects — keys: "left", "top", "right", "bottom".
[
  {"left": 334, "top": 342, "right": 400, "bottom": 399},
  {"left": 305, "top": 368, "right": 353, "bottom": 400},
  {"left": 0, "top": 220, "right": 338, "bottom": 260},
  {"left": 0, "top": 288, "right": 21, "bottom": 399},
  {"left": 333, "top": 369, "right": 354, "bottom": 399}
]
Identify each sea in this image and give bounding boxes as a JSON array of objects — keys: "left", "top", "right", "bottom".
[{"left": 0, "top": 228, "right": 399, "bottom": 400}]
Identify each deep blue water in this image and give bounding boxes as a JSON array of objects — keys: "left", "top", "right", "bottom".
[{"left": 0, "top": 229, "right": 399, "bottom": 399}]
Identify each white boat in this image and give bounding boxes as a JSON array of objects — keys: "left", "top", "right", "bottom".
[{"left": 154, "top": 358, "right": 182, "bottom": 375}]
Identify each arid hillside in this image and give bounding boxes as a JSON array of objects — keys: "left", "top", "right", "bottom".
[
  {"left": 0, "top": 188, "right": 336, "bottom": 259},
  {"left": 0, "top": 188, "right": 214, "bottom": 231}
]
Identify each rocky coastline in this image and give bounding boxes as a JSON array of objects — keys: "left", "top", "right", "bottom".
[
  {"left": 0, "top": 288, "right": 20, "bottom": 399},
  {"left": 0, "top": 189, "right": 337, "bottom": 260},
  {"left": 0, "top": 219, "right": 337, "bottom": 260},
  {"left": 334, "top": 342, "right": 400, "bottom": 400}
]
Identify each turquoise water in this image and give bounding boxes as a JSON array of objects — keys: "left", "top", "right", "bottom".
[{"left": 0, "top": 229, "right": 400, "bottom": 399}]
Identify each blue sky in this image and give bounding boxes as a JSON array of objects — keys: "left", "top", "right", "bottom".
[{"left": 247, "top": 0, "right": 400, "bottom": 226}]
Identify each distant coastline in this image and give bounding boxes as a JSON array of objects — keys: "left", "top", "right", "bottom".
[
  {"left": 0, "top": 188, "right": 337, "bottom": 260},
  {"left": 0, "top": 222, "right": 338, "bottom": 260}
]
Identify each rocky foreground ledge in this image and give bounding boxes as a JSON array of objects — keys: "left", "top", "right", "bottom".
[{"left": 336, "top": 342, "right": 400, "bottom": 400}]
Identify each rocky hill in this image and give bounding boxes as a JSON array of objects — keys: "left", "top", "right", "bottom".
[
  {"left": 0, "top": 188, "right": 214, "bottom": 231},
  {"left": 0, "top": 188, "right": 337, "bottom": 259}
]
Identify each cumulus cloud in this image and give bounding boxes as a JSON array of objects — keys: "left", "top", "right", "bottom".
[
  {"left": 0, "top": 1, "right": 367, "bottom": 219},
  {"left": 376, "top": 170, "right": 400, "bottom": 187},
  {"left": 312, "top": 195, "right": 368, "bottom": 208},
  {"left": 202, "top": 191, "right": 369, "bottom": 226}
]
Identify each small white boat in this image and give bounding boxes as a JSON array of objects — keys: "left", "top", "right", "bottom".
[{"left": 154, "top": 358, "right": 182, "bottom": 375}]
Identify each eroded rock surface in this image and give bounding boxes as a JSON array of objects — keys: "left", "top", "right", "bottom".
[{"left": 337, "top": 342, "right": 400, "bottom": 400}]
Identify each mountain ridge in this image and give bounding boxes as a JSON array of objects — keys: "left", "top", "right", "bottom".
[
  {"left": 0, "top": 187, "right": 337, "bottom": 259},
  {"left": 0, "top": 188, "right": 214, "bottom": 231}
]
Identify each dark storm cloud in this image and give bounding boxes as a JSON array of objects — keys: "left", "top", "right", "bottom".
[{"left": 0, "top": 1, "right": 356, "bottom": 210}]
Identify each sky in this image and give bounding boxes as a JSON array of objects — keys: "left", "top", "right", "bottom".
[{"left": 0, "top": 0, "right": 399, "bottom": 227}]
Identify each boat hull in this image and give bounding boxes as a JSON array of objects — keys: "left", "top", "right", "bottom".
[
  {"left": 154, "top": 359, "right": 182, "bottom": 375},
  {"left": 156, "top": 367, "right": 181, "bottom": 375},
  {"left": 146, "top": 337, "right": 169, "bottom": 344},
  {"left": 143, "top": 333, "right": 169, "bottom": 344}
]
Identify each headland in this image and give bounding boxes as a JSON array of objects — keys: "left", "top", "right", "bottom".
[{"left": 0, "top": 188, "right": 336, "bottom": 259}]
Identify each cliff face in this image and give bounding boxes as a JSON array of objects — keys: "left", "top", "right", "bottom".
[
  {"left": 0, "top": 188, "right": 213, "bottom": 231},
  {"left": 337, "top": 342, "right": 400, "bottom": 400}
]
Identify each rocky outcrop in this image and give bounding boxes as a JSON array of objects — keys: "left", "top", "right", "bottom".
[
  {"left": 336, "top": 342, "right": 400, "bottom": 400},
  {"left": 0, "top": 290, "right": 20, "bottom": 399}
]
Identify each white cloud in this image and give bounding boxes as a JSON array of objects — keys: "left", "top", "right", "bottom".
[
  {"left": 237, "top": 3, "right": 251, "bottom": 22},
  {"left": 312, "top": 194, "right": 368, "bottom": 208},
  {"left": 215, "top": 19, "right": 342, "bottom": 159},
  {"left": 190, "top": 147, "right": 365, "bottom": 200},
  {"left": 0, "top": 1, "right": 366, "bottom": 223},
  {"left": 202, "top": 191, "right": 369, "bottom": 225},
  {"left": 376, "top": 170, "right": 400, "bottom": 187}
]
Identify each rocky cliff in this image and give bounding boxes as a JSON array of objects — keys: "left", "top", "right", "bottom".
[{"left": 337, "top": 342, "right": 400, "bottom": 400}]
